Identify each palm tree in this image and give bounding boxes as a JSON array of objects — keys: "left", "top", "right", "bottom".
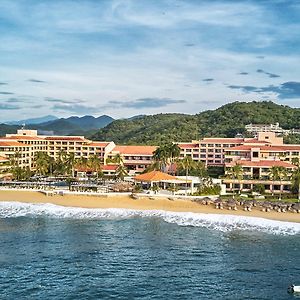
[
  {"left": 195, "top": 161, "right": 207, "bottom": 178},
  {"left": 277, "top": 166, "right": 287, "bottom": 200},
  {"left": 226, "top": 163, "right": 243, "bottom": 194},
  {"left": 177, "top": 155, "right": 196, "bottom": 195},
  {"left": 232, "top": 163, "right": 243, "bottom": 194},
  {"left": 291, "top": 158, "right": 300, "bottom": 201},
  {"left": 168, "top": 143, "right": 181, "bottom": 174},
  {"left": 115, "top": 164, "right": 128, "bottom": 181},
  {"left": 34, "top": 152, "right": 50, "bottom": 176},
  {"left": 152, "top": 146, "right": 168, "bottom": 171},
  {"left": 75, "top": 156, "right": 88, "bottom": 177},
  {"left": 9, "top": 151, "right": 23, "bottom": 180},
  {"left": 55, "top": 150, "right": 68, "bottom": 175},
  {"left": 269, "top": 166, "right": 287, "bottom": 200},
  {"left": 88, "top": 154, "right": 103, "bottom": 179},
  {"left": 269, "top": 166, "right": 279, "bottom": 196},
  {"left": 112, "top": 153, "right": 124, "bottom": 166},
  {"left": 65, "top": 153, "right": 76, "bottom": 177}
]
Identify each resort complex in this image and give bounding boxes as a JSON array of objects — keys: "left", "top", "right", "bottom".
[{"left": 0, "top": 129, "right": 299, "bottom": 196}]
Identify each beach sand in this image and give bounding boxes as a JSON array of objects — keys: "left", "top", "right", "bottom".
[{"left": 0, "top": 189, "right": 299, "bottom": 223}]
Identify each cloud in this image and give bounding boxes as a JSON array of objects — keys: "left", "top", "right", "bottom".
[
  {"left": 31, "top": 104, "right": 44, "bottom": 109},
  {"left": 227, "top": 85, "right": 258, "bottom": 92},
  {"left": 256, "top": 69, "right": 280, "bottom": 78},
  {"left": 28, "top": 79, "right": 46, "bottom": 83},
  {"left": 45, "top": 97, "right": 73, "bottom": 104},
  {"left": 202, "top": 78, "right": 214, "bottom": 82},
  {"left": 4, "top": 97, "right": 26, "bottom": 103},
  {"left": 0, "top": 103, "right": 19, "bottom": 110},
  {"left": 238, "top": 72, "right": 249, "bottom": 75},
  {"left": 185, "top": 43, "right": 196, "bottom": 47},
  {"left": 45, "top": 97, "right": 84, "bottom": 104},
  {"left": 0, "top": 82, "right": 8, "bottom": 85},
  {"left": 227, "top": 81, "right": 300, "bottom": 99},
  {"left": 107, "top": 98, "right": 186, "bottom": 109},
  {"left": 52, "top": 103, "right": 97, "bottom": 114},
  {"left": 0, "top": 91, "right": 14, "bottom": 95}
]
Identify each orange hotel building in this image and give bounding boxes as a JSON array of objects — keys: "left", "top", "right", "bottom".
[{"left": 0, "top": 129, "right": 299, "bottom": 194}]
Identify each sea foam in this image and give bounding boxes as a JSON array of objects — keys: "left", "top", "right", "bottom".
[{"left": 0, "top": 201, "right": 299, "bottom": 235}]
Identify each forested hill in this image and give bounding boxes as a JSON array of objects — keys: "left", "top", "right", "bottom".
[{"left": 90, "top": 101, "right": 300, "bottom": 145}]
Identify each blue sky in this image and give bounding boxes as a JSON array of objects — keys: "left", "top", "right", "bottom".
[{"left": 0, "top": 0, "right": 300, "bottom": 121}]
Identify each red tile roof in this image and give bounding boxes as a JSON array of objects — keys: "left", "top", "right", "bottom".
[
  {"left": 0, "top": 156, "right": 8, "bottom": 161},
  {"left": 4, "top": 135, "right": 44, "bottom": 140},
  {"left": 226, "top": 160, "right": 296, "bottom": 168},
  {"left": 102, "top": 165, "right": 118, "bottom": 171},
  {"left": 0, "top": 140, "right": 29, "bottom": 147},
  {"left": 112, "top": 145, "right": 157, "bottom": 155},
  {"left": 44, "top": 136, "right": 86, "bottom": 141},
  {"left": 243, "top": 138, "right": 270, "bottom": 144},
  {"left": 201, "top": 138, "right": 244, "bottom": 143},
  {"left": 179, "top": 143, "right": 199, "bottom": 149},
  {"left": 226, "top": 145, "right": 300, "bottom": 152},
  {"left": 87, "top": 142, "right": 110, "bottom": 147}
]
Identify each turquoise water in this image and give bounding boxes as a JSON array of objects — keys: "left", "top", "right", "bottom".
[{"left": 0, "top": 202, "right": 300, "bottom": 299}]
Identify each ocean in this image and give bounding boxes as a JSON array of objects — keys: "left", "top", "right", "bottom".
[{"left": 0, "top": 202, "right": 300, "bottom": 300}]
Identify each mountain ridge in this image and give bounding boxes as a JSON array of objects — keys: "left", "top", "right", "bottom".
[{"left": 89, "top": 101, "right": 300, "bottom": 145}]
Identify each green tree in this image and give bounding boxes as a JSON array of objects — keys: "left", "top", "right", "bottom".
[
  {"left": 34, "top": 152, "right": 50, "bottom": 176},
  {"left": 291, "top": 158, "right": 300, "bottom": 201},
  {"left": 65, "top": 153, "right": 76, "bottom": 177},
  {"left": 269, "top": 166, "right": 287, "bottom": 199},
  {"left": 115, "top": 164, "right": 128, "bottom": 181},
  {"left": 152, "top": 146, "right": 168, "bottom": 171},
  {"left": 227, "top": 163, "right": 243, "bottom": 194},
  {"left": 75, "top": 157, "right": 88, "bottom": 176},
  {"left": 177, "top": 155, "right": 196, "bottom": 195},
  {"left": 88, "top": 154, "right": 103, "bottom": 179}
]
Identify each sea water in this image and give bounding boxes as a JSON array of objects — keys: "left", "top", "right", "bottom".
[{"left": 0, "top": 202, "right": 300, "bottom": 300}]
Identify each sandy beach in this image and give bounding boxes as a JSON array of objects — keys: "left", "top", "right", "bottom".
[{"left": 0, "top": 189, "right": 299, "bottom": 223}]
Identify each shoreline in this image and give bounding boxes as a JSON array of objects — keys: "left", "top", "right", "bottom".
[{"left": 0, "top": 189, "right": 299, "bottom": 223}]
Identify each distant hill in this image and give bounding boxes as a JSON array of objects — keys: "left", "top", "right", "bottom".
[
  {"left": 0, "top": 124, "right": 19, "bottom": 137},
  {"left": 90, "top": 101, "right": 300, "bottom": 145},
  {"left": 7, "top": 115, "right": 58, "bottom": 125},
  {"left": 31, "top": 115, "right": 114, "bottom": 135}
]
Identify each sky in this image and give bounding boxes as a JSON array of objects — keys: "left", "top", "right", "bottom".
[{"left": 0, "top": 0, "right": 300, "bottom": 121}]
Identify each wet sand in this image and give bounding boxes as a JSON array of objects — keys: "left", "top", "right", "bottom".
[{"left": 0, "top": 189, "right": 299, "bottom": 223}]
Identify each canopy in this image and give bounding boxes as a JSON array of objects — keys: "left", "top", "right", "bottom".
[{"left": 134, "top": 170, "right": 181, "bottom": 183}]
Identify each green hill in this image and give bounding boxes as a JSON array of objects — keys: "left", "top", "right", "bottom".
[{"left": 90, "top": 101, "right": 300, "bottom": 145}]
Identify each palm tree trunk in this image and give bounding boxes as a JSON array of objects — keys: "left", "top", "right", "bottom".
[
  {"left": 279, "top": 179, "right": 282, "bottom": 200},
  {"left": 185, "top": 169, "right": 188, "bottom": 196}
]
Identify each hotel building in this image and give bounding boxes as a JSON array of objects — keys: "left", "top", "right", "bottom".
[{"left": 0, "top": 129, "right": 299, "bottom": 195}]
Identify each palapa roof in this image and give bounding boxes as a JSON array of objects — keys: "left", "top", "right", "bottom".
[{"left": 134, "top": 170, "right": 180, "bottom": 182}]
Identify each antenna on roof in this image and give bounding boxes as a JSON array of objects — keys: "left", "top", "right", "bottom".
[{"left": 21, "top": 123, "right": 25, "bottom": 130}]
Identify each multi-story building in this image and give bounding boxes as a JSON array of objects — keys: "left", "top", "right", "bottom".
[
  {"left": 107, "top": 145, "right": 157, "bottom": 175},
  {"left": 0, "top": 129, "right": 299, "bottom": 195},
  {"left": 245, "top": 122, "right": 290, "bottom": 135},
  {"left": 222, "top": 132, "right": 299, "bottom": 194},
  {"left": 178, "top": 132, "right": 284, "bottom": 167},
  {"left": 4, "top": 129, "right": 115, "bottom": 168}
]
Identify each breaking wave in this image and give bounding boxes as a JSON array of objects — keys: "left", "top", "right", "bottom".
[{"left": 0, "top": 201, "right": 300, "bottom": 235}]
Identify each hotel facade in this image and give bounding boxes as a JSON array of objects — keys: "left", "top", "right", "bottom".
[{"left": 0, "top": 129, "right": 299, "bottom": 195}]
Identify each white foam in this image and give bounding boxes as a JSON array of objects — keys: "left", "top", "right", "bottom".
[{"left": 0, "top": 201, "right": 299, "bottom": 235}]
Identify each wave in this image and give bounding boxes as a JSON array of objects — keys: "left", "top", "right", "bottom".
[{"left": 0, "top": 201, "right": 300, "bottom": 235}]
